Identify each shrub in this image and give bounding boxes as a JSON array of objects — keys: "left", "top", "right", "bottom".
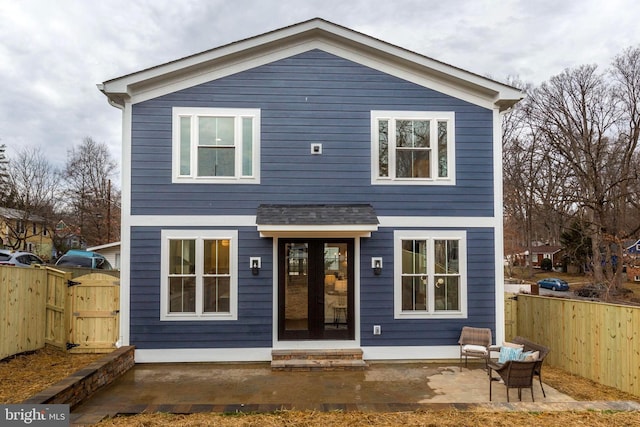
[{"left": 541, "top": 257, "right": 553, "bottom": 271}]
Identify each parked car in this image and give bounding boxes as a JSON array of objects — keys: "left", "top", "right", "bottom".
[
  {"left": 0, "top": 249, "right": 45, "bottom": 267},
  {"left": 537, "top": 277, "right": 570, "bottom": 291},
  {"left": 55, "top": 250, "right": 113, "bottom": 270}
]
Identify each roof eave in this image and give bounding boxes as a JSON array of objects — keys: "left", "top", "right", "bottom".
[{"left": 99, "top": 18, "right": 525, "bottom": 110}]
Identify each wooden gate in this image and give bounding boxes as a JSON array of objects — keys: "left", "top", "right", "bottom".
[
  {"left": 44, "top": 267, "right": 72, "bottom": 349},
  {"left": 67, "top": 273, "right": 120, "bottom": 353}
]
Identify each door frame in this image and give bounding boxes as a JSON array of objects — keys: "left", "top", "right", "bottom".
[{"left": 276, "top": 237, "right": 357, "bottom": 342}]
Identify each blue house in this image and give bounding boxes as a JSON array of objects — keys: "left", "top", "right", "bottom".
[{"left": 99, "top": 19, "right": 523, "bottom": 363}]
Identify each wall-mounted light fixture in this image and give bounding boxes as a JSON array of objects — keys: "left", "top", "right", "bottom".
[
  {"left": 372, "top": 257, "right": 383, "bottom": 275},
  {"left": 250, "top": 257, "right": 261, "bottom": 275}
]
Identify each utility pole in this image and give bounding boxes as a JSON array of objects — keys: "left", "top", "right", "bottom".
[{"left": 107, "top": 179, "right": 111, "bottom": 243}]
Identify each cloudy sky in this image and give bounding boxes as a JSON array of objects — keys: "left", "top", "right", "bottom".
[{"left": 1, "top": 0, "right": 639, "bottom": 180}]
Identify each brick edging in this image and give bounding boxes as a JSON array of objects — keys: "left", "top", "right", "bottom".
[{"left": 23, "top": 346, "right": 135, "bottom": 409}]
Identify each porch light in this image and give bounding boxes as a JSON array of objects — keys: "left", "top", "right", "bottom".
[
  {"left": 372, "top": 257, "right": 383, "bottom": 275},
  {"left": 250, "top": 257, "right": 261, "bottom": 275}
]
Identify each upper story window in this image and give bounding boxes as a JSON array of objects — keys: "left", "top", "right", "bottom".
[
  {"left": 394, "top": 230, "right": 467, "bottom": 319},
  {"left": 173, "top": 107, "right": 260, "bottom": 184},
  {"left": 371, "top": 111, "right": 455, "bottom": 185}
]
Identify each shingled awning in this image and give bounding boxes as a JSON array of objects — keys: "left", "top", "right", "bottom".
[{"left": 256, "top": 204, "right": 379, "bottom": 237}]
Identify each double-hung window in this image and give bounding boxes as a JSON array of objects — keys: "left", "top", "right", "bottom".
[
  {"left": 372, "top": 111, "right": 455, "bottom": 185},
  {"left": 394, "top": 230, "right": 466, "bottom": 319},
  {"left": 173, "top": 107, "right": 260, "bottom": 183},
  {"left": 161, "top": 230, "right": 238, "bottom": 320}
]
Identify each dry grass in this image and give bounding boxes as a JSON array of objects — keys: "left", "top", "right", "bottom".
[
  {"left": 2, "top": 345, "right": 639, "bottom": 426},
  {"left": 96, "top": 410, "right": 640, "bottom": 427},
  {"left": 0, "top": 345, "right": 101, "bottom": 403}
]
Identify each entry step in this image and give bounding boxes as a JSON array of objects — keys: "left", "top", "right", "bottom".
[{"left": 271, "top": 349, "right": 367, "bottom": 371}]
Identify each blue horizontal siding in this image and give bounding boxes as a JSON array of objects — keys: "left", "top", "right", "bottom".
[
  {"left": 359, "top": 228, "right": 496, "bottom": 347},
  {"left": 130, "top": 49, "right": 494, "bottom": 217},
  {"left": 129, "top": 225, "right": 496, "bottom": 350},
  {"left": 129, "top": 226, "right": 274, "bottom": 350}
]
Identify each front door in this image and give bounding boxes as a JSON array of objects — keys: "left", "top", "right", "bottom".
[{"left": 278, "top": 239, "right": 354, "bottom": 340}]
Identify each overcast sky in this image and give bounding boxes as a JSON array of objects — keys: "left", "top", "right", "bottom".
[{"left": 1, "top": 0, "right": 639, "bottom": 181}]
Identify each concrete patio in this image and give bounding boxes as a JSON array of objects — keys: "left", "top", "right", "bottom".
[{"left": 68, "top": 361, "right": 640, "bottom": 426}]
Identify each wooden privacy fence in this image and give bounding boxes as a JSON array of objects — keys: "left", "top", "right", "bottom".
[
  {"left": 1, "top": 266, "right": 47, "bottom": 359},
  {"left": 1, "top": 266, "right": 120, "bottom": 359},
  {"left": 509, "top": 294, "right": 640, "bottom": 397},
  {"left": 45, "top": 268, "right": 71, "bottom": 349}
]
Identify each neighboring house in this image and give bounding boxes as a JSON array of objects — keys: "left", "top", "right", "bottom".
[
  {"left": 53, "top": 220, "right": 85, "bottom": 257},
  {"left": 0, "top": 206, "right": 53, "bottom": 261},
  {"left": 530, "top": 245, "right": 563, "bottom": 268},
  {"left": 87, "top": 241, "right": 121, "bottom": 270},
  {"left": 99, "top": 19, "right": 523, "bottom": 363},
  {"left": 625, "top": 239, "right": 640, "bottom": 256},
  {"left": 624, "top": 239, "right": 640, "bottom": 281}
]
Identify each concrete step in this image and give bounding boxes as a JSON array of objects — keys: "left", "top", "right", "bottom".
[{"left": 271, "top": 349, "right": 367, "bottom": 371}]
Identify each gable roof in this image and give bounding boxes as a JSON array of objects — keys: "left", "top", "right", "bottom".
[
  {"left": 0, "top": 207, "right": 46, "bottom": 223},
  {"left": 98, "top": 18, "right": 523, "bottom": 111}
]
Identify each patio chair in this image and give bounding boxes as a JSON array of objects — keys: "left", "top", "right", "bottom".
[
  {"left": 488, "top": 359, "right": 537, "bottom": 402},
  {"left": 458, "top": 326, "right": 492, "bottom": 371},
  {"left": 511, "top": 336, "right": 551, "bottom": 397}
]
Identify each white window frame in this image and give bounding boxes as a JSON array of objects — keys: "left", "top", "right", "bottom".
[
  {"left": 160, "top": 229, "right": 238, "bottom": 321},
  {"left": 172, "top": 107, "right": 260, "bottom": 184},
  {"left": 371, "top": 111, "right": 455, "bottom": 185},
  {"left": 394, "top": 230, "right": 467, "bottom": 319}
]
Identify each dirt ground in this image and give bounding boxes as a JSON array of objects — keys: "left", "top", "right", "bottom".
[{"left": 2, "top": 346, "right": 639, "bottom": 426}]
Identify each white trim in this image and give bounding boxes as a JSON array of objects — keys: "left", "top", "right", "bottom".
[
  {"left": 100, "top": 19, "right": 522, "bottom": 111},
  {"left": 379, "top": 216, "right": 497, "bottom": 228},
  {"left": 86, "top": 241, "right": 121, "bottom": 251},
  {"left": 127, "top": 215, "right": 498, "bottom": 228},
  {"left": 119, "top": 101, "right": 132, "bottom": 347},
  {"left": 371, "top": 111, "right": 456, "bottom": 185},
  {"left": 134, "top": 345, "right": 462, "bottom": 363},
  {"left": 171, "top": 107, "right": 260, "bottom": 184},
  {"left": 160, "top": 229, "right": 238, "bottom": 321},
  {"left": 393, "top": 230, "right": 467, "bottom": 319},
  {"left": 135, "top": 348, "right": 272, "bottom": 363},
  {"left": 271, "top": 237, "right": 362, "bottom": 347},
  {"left": 129, "top": 216, "right": 257, "bottom": 227},
  {"left": 493, "top": 108, "right": 506, "bottom": 345},
  {"left": 258, "top": 224, "right": 377, "bottom": 238},
  {"left": 363, "top": 345, "right": 459, "bottom": 360}
]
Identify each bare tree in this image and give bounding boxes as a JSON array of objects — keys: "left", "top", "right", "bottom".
[
  {"left": 503, "top": 78, "right": 573, "bottom": 276},
  {"left": 526, "top": 62, "right": 640, "bottom": 296},
  {"left": 3, "top": 146, "right": 59, "bottom": 252},
  {"left": 63, "top": 137, "right": 120, "bottom": 246}
]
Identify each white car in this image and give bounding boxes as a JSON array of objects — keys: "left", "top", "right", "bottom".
[{"left": 0, "top": 249, "right": 45, "bottom": 267}]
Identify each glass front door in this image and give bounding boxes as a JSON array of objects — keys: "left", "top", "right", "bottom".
[{"left": 278, "top": 239, "right": 354, "bottom": 340}]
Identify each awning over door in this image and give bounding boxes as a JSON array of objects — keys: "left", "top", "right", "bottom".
[{"left": 256, "top": 204, "right": 379, "bottom": 237}]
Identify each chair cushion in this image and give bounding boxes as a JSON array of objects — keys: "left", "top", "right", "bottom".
[
  {"left": 498, "top": 346, "right": 523, "bottom": 363},
  {"left": 462, "top": 344, "right": 488, "bottom": 355},
  {"left": 521, "top": 350, "right": 540, "bottom": 361},
  {"left": 503, "top": 341, "right": 525, "bottom": 349}
]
